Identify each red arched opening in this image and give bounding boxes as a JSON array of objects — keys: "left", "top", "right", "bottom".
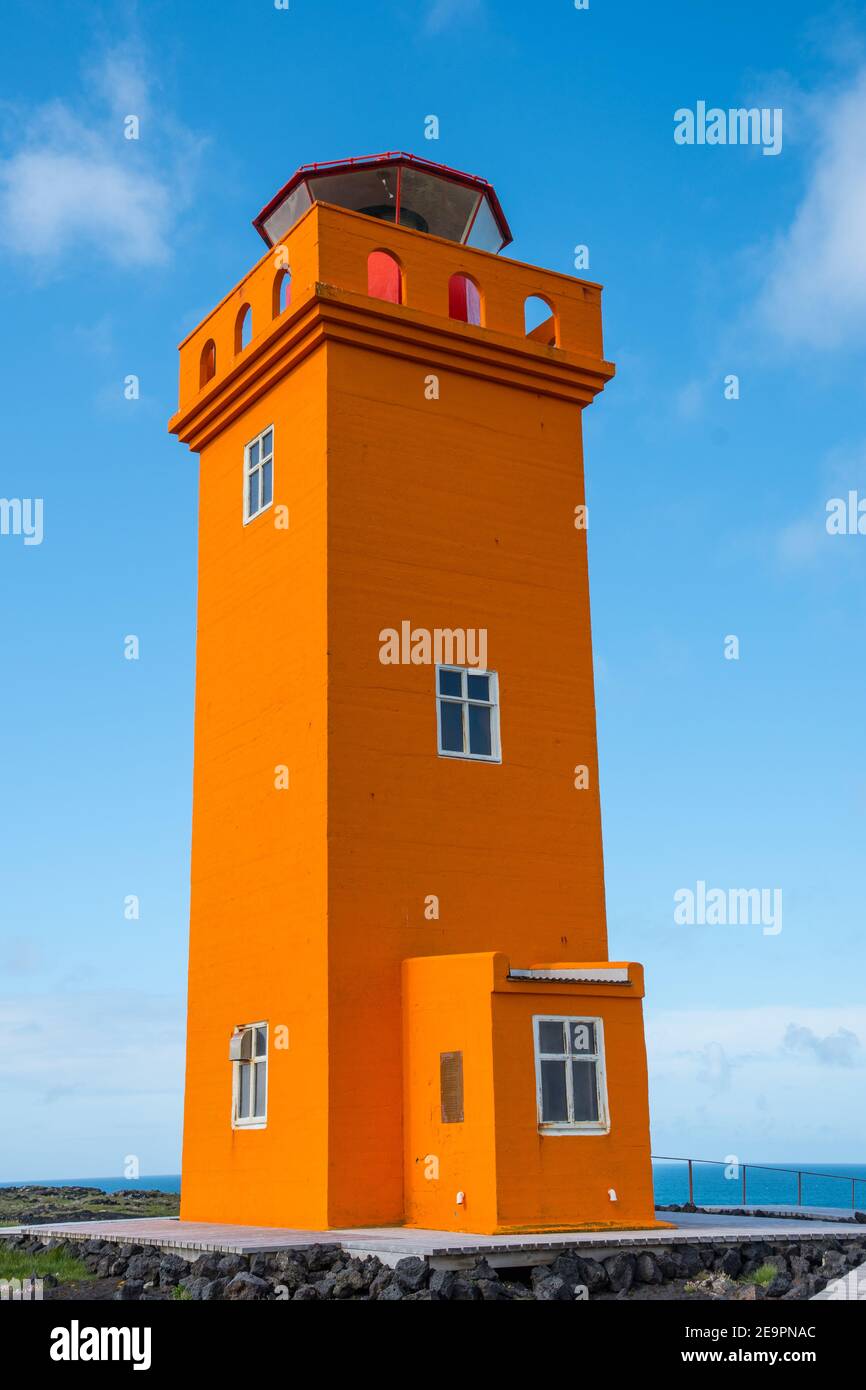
[
  {"left": 449, "top": 273, "right": 482, "bottom": 326},
  {"left": 367, "top": 250, "right": 402, "bottom": 305}
]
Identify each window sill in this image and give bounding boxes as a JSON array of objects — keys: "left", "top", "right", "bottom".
[
  {"left": 243, "top": 500, "right": 273, "bottom": 528},
  {"left": 232, "top": 1120, "right": 267, "bottom": 1131},
  {"left": 537, "top": 1124, "right": 610, "bottom": 1137},
  {"left": 437, "top": 749, "right": 502, "bottom": 764}
]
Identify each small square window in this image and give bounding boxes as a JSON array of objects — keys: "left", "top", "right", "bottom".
[
  {"left": 435, "top": 666, "right": 501, "bottom": 763},
  {"left": 534, "top": 1015, "right": 608, "bottom": 1134},
  {"left": 244, "top": 426, "right": 274, "bottom": 523}
]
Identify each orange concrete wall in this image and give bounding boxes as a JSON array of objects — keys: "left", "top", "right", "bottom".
[
  {"left": 324, "top": 217, "right": 609, "bottom": 1223},
  {"left": 179, "top": 346, "right": 330, "bottom": 1228},
  {"left": 491, "top": 974, "right": 656, "bottom": 1232},
  {"left": 403, "top": 954, "right": 655, "bottom": 1234},
  {"left": 402, "top": 954, "right": 499, "bottom": 1233}
]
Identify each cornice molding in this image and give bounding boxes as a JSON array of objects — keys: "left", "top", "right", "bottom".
[{"left": 169, "top": 285, "right": 615, "bottom": 453}]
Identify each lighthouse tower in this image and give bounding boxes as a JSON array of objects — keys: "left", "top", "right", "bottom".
[{"left": 169, "top": 153, "right": 657, "bottom": 1234}]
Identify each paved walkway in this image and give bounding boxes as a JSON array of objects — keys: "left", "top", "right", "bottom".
[
  {"left": 9, "top": 1209, "right": 864, "bottom": 1269},
  {"left": 695, "top": 1204, "right": 862, "bottom": 1223}
]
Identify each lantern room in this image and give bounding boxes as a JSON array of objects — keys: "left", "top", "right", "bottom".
[{"left": 252, "top": 151, "right": 512, "bottom": 253}]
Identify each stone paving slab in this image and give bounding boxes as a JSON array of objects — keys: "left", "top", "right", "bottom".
[{"left": 12, "top": 1209, "right": 865, "bottom": 1268}]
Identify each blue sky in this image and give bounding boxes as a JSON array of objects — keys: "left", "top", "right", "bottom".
[{"left": 1, "top": 0, "right": 865, "bottom": 1180}]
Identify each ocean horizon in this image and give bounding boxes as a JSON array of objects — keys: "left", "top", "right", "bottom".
[{"left": 2, "top": 1162, "right": 865, "bottom": 1210}]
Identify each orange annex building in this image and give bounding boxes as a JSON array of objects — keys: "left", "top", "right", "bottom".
[{"left": 169, "top": 152, "right": 659, "bottom": 1235}]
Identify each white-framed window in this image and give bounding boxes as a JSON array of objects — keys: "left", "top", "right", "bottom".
[
  {"left": 533, "top": 1016, "right": 609, "bottom": 1134},
  {"left": 230, "top": 1022, "right": 268, "bottom": 1128},
  {"left": 244, "top": 426, "right": 273, "bottom": 523},
  {"left": 436, "top": 665, "right": 501, "bottom": 762}
]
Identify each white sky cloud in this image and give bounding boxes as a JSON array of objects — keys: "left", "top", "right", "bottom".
[
  {"left": 0, "top": 44, "right": 199, "bottom": 270},
  {"left": 0, "top": 990, "right": 184, "bottom": 1179},
  {"left": 758, "top": 67, "right": 866, "bottom": 347},
  {"left": 647, "top": 1004, "right": 866, "bottom": 1061},
  {"left": 647, "top": 1005, "right": 866, "bottom": 1160}
]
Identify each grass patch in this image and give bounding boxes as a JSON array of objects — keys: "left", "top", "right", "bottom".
[
  {"left": 743, "top": 1262, "right": 777, "bottom": 1287},
  {"left": 0, "top": 1248, "right": 92, "bottom": 1283},
  {"left": 171, "top": 1284, "right": 193, "bottom": 1300}
]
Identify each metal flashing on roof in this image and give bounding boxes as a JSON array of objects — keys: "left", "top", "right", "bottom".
[{"left": 508, "top": 967, "right": 630, "bottom": 985}]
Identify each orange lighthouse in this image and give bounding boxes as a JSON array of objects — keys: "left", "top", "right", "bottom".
[{"left": 169, "top": 153, "right": 657, "bottom": 1235}]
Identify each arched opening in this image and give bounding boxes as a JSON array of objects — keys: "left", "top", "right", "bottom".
[
  {"left": 367, "top": 249, "right": 402, "bottom": 305},
  {"left": 524, "top": 294, "right": 558, "bottom": 347},
  {"left": 234, "top": 304, "right": 252, "bottom": 353},
  {"left": 448, "top": 273, "right": 482, "bottom": 326},
  {"left": 199, "top": 339, "right": 216, "bottom": 388},
  {"left": 272, "top": 268, "right": 291, "bottom": 318}
]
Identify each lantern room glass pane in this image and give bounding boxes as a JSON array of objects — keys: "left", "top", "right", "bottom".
[
  {"left": 262, "top": 181, "right": 312, "bottom": 245},
  {"left": 465, "top": 194, "right": 503, "bottom": 252},
  {"left": 309, "top": 167, "right": 400, "bottom": 223},
  {"left": 399, "top": 168, "right": 480, "bottom": 242}
]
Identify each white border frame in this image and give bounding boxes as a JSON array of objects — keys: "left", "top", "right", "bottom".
[
  {"left": 231, "top": 1021, "right": 268, "bottom": 1130},
  {"left": 533, "top": 1014, "right": 610, "bottom": 1136},
  {"left": 243, "top": 424, "right": 274, "bottom": 525},
  {"left": 435, "top": 664, "right": 502, "bottom": 763}
]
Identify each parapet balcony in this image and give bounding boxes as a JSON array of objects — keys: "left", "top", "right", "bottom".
[{"left": 170, "top": 202, "right": 614, "bottom": 447}]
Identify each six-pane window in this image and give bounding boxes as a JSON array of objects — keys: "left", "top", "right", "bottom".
[
  {"left": 232, "top": 1022, "right": 268, "bottom": 1126},
  {"left": 534, "top": 1016, "right": 608, "bottom": 1132},
  {"left": 244, "top": 427, "right": 273, "bottom": 522},
  {"left": 436, "top": 666, "right": 500, "bottom": 761}
]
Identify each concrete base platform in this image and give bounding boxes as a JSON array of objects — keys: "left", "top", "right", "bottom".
[{"left": 11, "top": 1209, "right": 865, "bottom": 1270}]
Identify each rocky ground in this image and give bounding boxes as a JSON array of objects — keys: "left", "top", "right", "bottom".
[
  {"left": 0, "top": 1185, "right": 179, "bottom": 1227},
  {"left": 2, "top": 1230, "right": 864, "bottom": 1301}
]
